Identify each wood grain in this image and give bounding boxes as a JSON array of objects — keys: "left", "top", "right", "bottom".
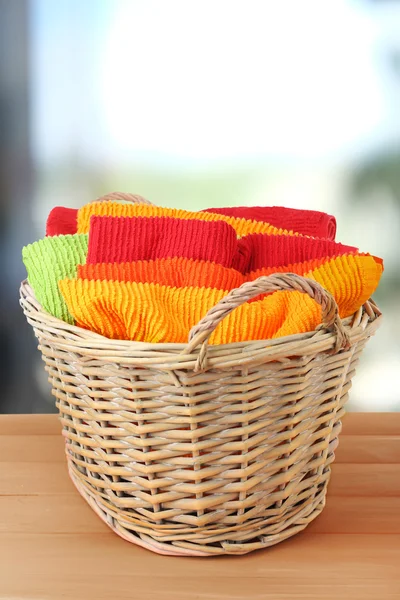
[
  {"left": 335, "top": 435, "right": 400, "bottom": 463},
  {"left": 0, "top": 414, "right": 61, "bottom": 435},
  {"left": 1, "top": 412, "right": 395, "bottom": 437},
  {"left": 0, "top": 495, "right": 399, "bottom": 535},
  {"left": 0, "top": 435, "right": 65, "bottom": 462},
  {"left": 1, "top": 461, "right": 399, "bottom": 498},
  {"left": 0, "top": 534, "right": 398, "bottom": 600},
  {"left": 329, "top": 464, "right": 400, "bottom": 496},
  {"left": 0, "top": 413, "right": 399, "bottom": 600},
  {"left": 0, "top": 462, "right": 74, "bottom": 495},
  {"left": 341, "top": 413, "right": 400, "bottom": 436}
]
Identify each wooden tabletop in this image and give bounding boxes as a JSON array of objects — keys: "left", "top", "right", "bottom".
[{"left": 0, "top": 413, "right": 399, "bottom": 600}]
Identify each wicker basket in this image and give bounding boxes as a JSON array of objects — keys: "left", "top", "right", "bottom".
[{"left": 20, "top": 205, "right": 382, "bottom": 556}]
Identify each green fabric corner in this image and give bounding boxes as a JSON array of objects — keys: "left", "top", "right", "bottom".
[{"left": 22, "top": 234, "right": 88, "bottom": 323}]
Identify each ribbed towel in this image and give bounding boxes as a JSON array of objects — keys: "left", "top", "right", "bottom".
[
  {"left": 47, "top": 204, "right": 336, "bottom": 239},
  {"left": 78, "top": 253, "right": 382, "bottom": 317},
  {"left": 203, "top": 206, "right": 337, "bottom": 240},
  {"left": 234, "top": 234, "right": 357, "bottom": 273},
  {"left": 46, "top": 207, "right": 78, "bottom": 236},
  {"left": 58, "top": 278, "right": 320, "bottom": 343},
  {"left": 87, "top": 216, "right": 239, "bottom": 267},
  {"left": 22, "top": 234, "right": 88, "bottom": 323},
  {"left": 247, "top": 253, "right": 383, "bottom": 317},
  {"left": 59, "top": 253, "right": 382, "bottom": 343},
  {"left": 77, "top": 202, "right": 296, "bottom": 237},
  {"left": 78, "top": 258, "right": 244, "bottom": 290}
]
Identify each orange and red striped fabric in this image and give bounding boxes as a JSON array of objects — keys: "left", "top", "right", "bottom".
[{"left": 31, "top": 199, "right": 384, "bottom": 344}]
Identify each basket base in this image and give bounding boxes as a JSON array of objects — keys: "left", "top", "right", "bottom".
[{"left": 68, "top": 465, "right": 326, "bottom": 557}]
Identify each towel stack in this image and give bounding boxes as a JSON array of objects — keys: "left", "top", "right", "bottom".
[{"left": 22, "top": 197, "right": 383, "bottom": 344}]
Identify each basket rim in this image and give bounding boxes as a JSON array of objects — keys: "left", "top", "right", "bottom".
[{"left": 19, "top": 278, "right": 382, "bottom": 367}]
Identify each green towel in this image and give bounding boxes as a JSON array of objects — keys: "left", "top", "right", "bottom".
[{"left": 22, "top": 234, "right": 88, "bottom": 323}]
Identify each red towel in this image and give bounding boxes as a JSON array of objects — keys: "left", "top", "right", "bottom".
[
  {"left": 233, "top": 234, "right": 357, "bottom": 274},
  {"left": 47, "top": 204, "right": 337, "bottom": 240},
  {"left": 202, "top": 206, "right": 337, "bottom": 240},
  {"left": 87, "top": 215, "right": 239, "bottom": 267},
  {"left": 46, "top": 207, "right": 78, "bottom": 236}
]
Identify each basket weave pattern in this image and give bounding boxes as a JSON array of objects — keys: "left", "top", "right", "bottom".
[
  {"left": 20, "top": 267, "right": 381, "bottom": 555},
  {"left": 20, "top": 194, "right": 382, "bottom": 555}
]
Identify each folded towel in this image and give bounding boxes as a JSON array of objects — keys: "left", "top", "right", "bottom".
[
  {"left": 203, "top": 206, "right": 337, "bottom": 240},
  {"left": 306, "top": 254, "right": 382, "bottom": 318},
  {"left": 248, "top": 253, "right": 383, "bottom": 318},
  {"left": 87, "top": 216, "right": 239, "bottom": 267},
  {"left": 77, "top": 254, "right": 383, "bottom": 317},
  {"left": 46, "top": 207, "right": 78, "bottom": 236},
  {"left": 46, "top": 204, "right": 336, "bottom": 239},
  {"left": 77, "top": 202, "right": 297, "bottom": 237},
  {"left": 78, "top": 252, "right": 382, "bottom": 318},
  {"left": 59, "top": 253, "right": 382, "bottom": 343},
  {"left": 45, "top": 192, "right": 150, "bottom": 237},
  {"left": 22, "top": 234, "right": 88, "bottom": 323},
  {"left": 235, "top": 234, "right": 357, "bottom": 273},
  {"left": 58, "top": 278, "right": 323, "bottom": 343},
  {"left": 78, "top": 257, "right": 244, "bottom": 290}
]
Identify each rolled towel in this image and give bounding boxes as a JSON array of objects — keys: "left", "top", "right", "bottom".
[
  {"left": 78, "top": 257, "right": 244, "bottom": 290},
  {"left": 46, "top": 204, "right": 336, "bottom": 238},
  {"left": 22, "top": 234, "right": 88, "bottom": 323},
  {"left": 46, "top": 207, "right": 78, "bottom": 236},
  {"left": 78, "top": 253, "right": 382, "bottom": 319},
  {"left": 58, "top": 278, "right": 322, "bottom": 343},
  {"left": 87, "top": 216, "right": 239, "bottom": 267},
  {"left": 247, "top": 253, "right": 383, "bottom": 318},
  {"left": 234, "top": 233, "right": 357, "bottom": 274},
  {"left": 202, "top": 206, "right": 337, "bottom": 240},
  {"left": 77, "top": 201, "right": 297, "bottom": 237},
  {"left": 59, "top": 253, "right": 382, "bottom": 343}
]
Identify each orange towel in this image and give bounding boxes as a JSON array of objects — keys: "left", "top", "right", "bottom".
[
  {"left": 78, "top": 258, "right": 244, "bottom": 290},
  {"left": 78, "top": 253, "right": 382, "bottom": 319},
  {"left": 77, "top": 202, "right": 297, "bottom": 238},
  {"left": 60, "top": 254, "right": 382, "bottom": 344},
  {"left": 58, "top": 278, "right": 323, "bottom": 343}
]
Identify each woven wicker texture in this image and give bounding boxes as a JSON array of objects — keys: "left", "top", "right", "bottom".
[{"left": 20, "top": 194, "right": 382, "bottom": 556}]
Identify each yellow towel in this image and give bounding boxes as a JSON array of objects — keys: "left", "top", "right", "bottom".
[
  {"left": 77, "top": 202, "right": 297, "bottom": 238},
  {"left": 59, "top": 253, "right": 382, "bottom": 343}
]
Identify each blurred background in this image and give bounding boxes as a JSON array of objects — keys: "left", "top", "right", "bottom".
[{"left": 1, "top": 0, "right": 399, "bottom": 413}]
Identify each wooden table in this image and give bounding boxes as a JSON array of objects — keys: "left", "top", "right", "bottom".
[{"left": 0, "top": 413, "right": 399, "bottom": 599}]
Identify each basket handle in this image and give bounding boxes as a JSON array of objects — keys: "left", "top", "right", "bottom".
[
  {"left": 94, "top": 191, "right": 154, "bottom": 205},
  {"left": 185, "top": 272, "right": 351, "bottom": 371}
]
